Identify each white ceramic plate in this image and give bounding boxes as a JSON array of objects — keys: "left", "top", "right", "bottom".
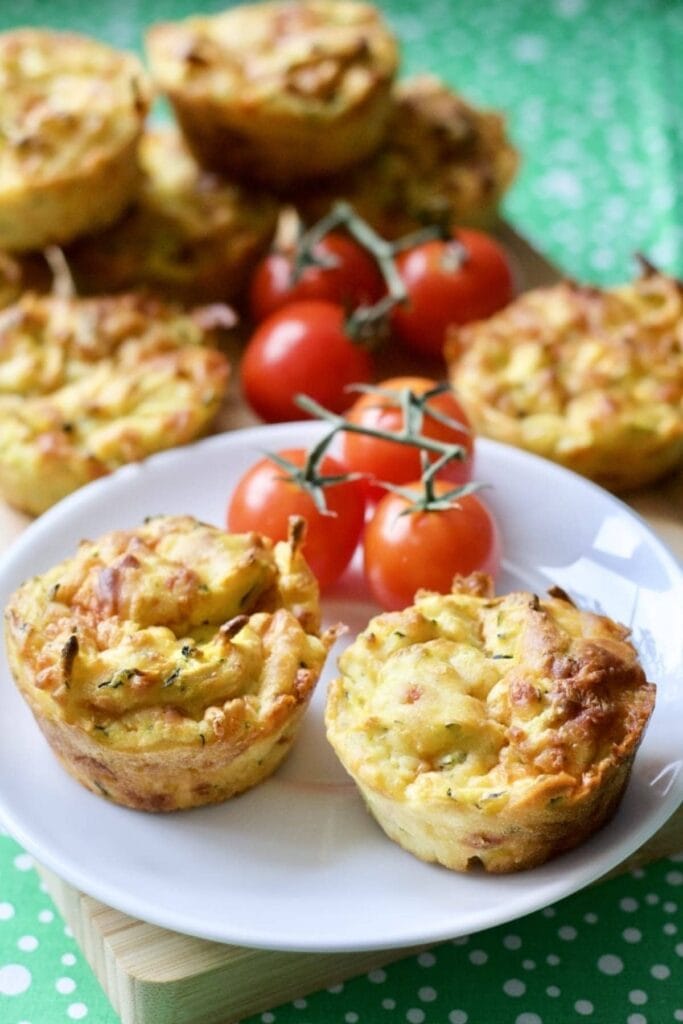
[{"left": 0, "top": 425, "right": 682, "bottom": 953}]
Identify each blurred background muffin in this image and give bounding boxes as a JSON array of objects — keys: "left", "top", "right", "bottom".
[
  {"left": 65, "top": 128, "right": 280, "bottom": 306},
  {"left": 0, "top": 291, "right": 231, "bottom": 514},
  {"left": 146, "top": 0, "right": 399, "bottom": 189},
  {"left": 0, "top": 28, "right": 150, "bottom": 251},
  {"left": 446, "top": 267, "right": 683, "bottom": 492},
  {"left": 290, "top": 74, "right": 518, "bottom": 237}
]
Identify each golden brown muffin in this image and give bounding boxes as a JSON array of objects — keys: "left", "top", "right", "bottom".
[
  {"left": 326, "top": 573, "right": 655, "bottom": 873},
  {"left": 65, "top": 128, "right": 280, "bottom": 305},
  {"left": 0, "top": 291, "right": 231, "bottom": 515},
  {"left": 445, "top": 268, "right": 683, "bottom": 492},
  {"left": 291, "top": 74, "right": 518, "bottom": 237},
  {"left": 5, "top": 514, "right": 336, "bottom": 811},
  {"left": 146, "top": 0, "right": 399, "bottom": 189},
  {"left": 0, "top": 29, "right": 150, "bottom": 251}
]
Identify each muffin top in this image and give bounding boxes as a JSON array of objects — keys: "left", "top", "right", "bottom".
[
  {"left": 147, "top": 0, "right": 398, "bottom": 116},
  {"left": 446, "top": 270, "right": 683, "bottom": 488},
  {"left": 0, "top": 28, "right": 149, "bottom": 191},
  {"left": 5, "top": 515, "right": 328, "bottom": 752},
  {"left": 329, "top": 574, "right": 655, "bottom": 810},
  {"left": 0, "top": 290, "right": 229, "bottom": 397}
]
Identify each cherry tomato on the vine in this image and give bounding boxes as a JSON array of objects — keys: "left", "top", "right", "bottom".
[
  {"left": 241, "top": 300, "right": 373, "bottom": 423},
  {"left": 391, "top": 228, "right": 514, "bottom": 359},
  {"left": 336, "top": 376, "right": 474, "bottom": 501},
  {"left": 363, "top": 481, "right": 501, "bottom": 611},
  {"left": 249, "top": 233, "right": 385, "bottom": 322},
  {"left": 227, "top": 448, "right": 366, "bottom": 589}
]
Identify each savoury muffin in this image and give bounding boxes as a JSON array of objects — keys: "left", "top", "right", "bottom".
[
  {"left": 326, "top": 573, "right": 655, "bottom": 873},
  {"left": 146, "top": 0, "right": 399, "bottom": 189},
  {"left": 0, "top": 29, "right": 150, "bottom": 251},
  {"left": 292, "top": 74, "right": 518, "bottom": 237},
  {"left": 5, "top": 514, "right": 336, "bottom": 811},
  {"left": 446, "top": 269, "right": 683, "bottom": 492},
  {"left": 66, "top": 128, "right": 280, "bottom": 305},
  {"left": 0, "top": 291, "right": 231, "bottom": 515}
]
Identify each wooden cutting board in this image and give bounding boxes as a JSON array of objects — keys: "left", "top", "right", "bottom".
[{"left": 3, "top": 224, "right": 683, "bottom": 1024}]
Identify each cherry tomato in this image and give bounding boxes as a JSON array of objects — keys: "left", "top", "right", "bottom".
[
  {"left": 241, "top": 300, "right": 373, "bottom": 423},
  {"left": 227, "top": 448, "right": 366, "bottom": 589},
  {"left": 249, "top": 233, "right": 385, "bottom": 322},
  {"left": 391, "top": 228, "right": 514, "bottom": 359},
  {"left": 336, "top": 376, "right": 474, "bottom": 500},
  {"left": 363, "top": 481, "right": 501, "bottom": 611}
]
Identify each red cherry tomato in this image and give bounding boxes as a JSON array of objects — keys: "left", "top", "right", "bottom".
[
  {"left": 227, "top": 449, "right": 366, "bottom": 589},
  {"left": 249, "top": 233, "right": 385, "bottom": 322},
  {"left": 363, "top": 481, "right": 501, "bottom": 611},
  {"left": 241, "top": 300, "right": 373, "bottom": 423},
  {"left": 391, "top": 228, "right": 514, "bottom": 359},
  {"left": 336, "top": 376, "right": 474, "bottom": 501}
]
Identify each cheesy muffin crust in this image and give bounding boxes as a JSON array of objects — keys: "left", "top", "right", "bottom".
[
  {"left": 446, "top": 269, "right": 683, "bottom": 492},
  {"left": 5, "top": 515, "right": 335, "bottom": 811},
  {"left": 66, "top": 128, "right": 280, "bottom": 305},
  {"left": 0, "top": 29, "right": 150, "bottom": 251},
  {"left": 292, "top": 74, "right": 518, "bottom": 237},
  {"left": 0, "top": 291, "right": 230, "bottom": 515},
  {"left": 146, "top": 0, "right": 399, "bottom": 188},
  {"left": 326, "top": 574, "right": 655, "bottom": 873}
]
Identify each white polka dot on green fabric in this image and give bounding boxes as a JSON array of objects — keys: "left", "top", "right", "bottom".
[
  {"left": 503, "top": 979, "right": 526, "bottom": 997},
  {"left": 469, "top": 949, "right": 488, "bottom": 965},
  {"left": 0, "top": 902, "right": 15, "bottom": 919},
  {"left": 597, "top": 954, "right": 624, "bottom": 975},
  {"left": 0, "top": 963, "right": 32, "bottom": 996}
]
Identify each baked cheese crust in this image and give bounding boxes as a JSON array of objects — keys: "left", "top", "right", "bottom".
[
  {"left": 292, "top": 74, "right": 518, "bottom": 237},
  {"left": 0, "top": 29, "right": 150, "bottom": 251},
  {"left": 0, "top": 292, "right": 230, "bottom": 514},
  {"left": 146, "top": 0, "right": 399, "bottom": 188},
  {"left": 446, "top": 269, "right": 683, "bottom": 492},
  {"left": 66, "top": 128, "right": 280, "bottom": 305},
  {"left": 5, "top": 515, "right": 334, "bottom": 811},
  {"left": 326, "top": 574, "right": 655, "bottom": 872}
]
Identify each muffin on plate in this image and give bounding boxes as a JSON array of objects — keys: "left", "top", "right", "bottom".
[
  {"left": 0, "top": 291, "right": 231, "bottom": 515},
  {"left": 326, "top": 573, "right": 655, "bottom": 873},
  {"left": 146, "top": 0, "right": 399, "bottom": 189},
  {"left": 66, "top": 128, "right": 280, "bottom": 306},
  {"left": 291, "top": 74, "right": 518, "bottom": 237},
  {"left": 5, "top": 514, "right": 336, "bottom": 811},
  {"left": 0, "top": 29, "right": 150, "bottom": 251},
  {"left": 446, "top": 267, "right": 683, "bottom": 492}
]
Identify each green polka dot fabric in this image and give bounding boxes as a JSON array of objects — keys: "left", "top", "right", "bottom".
[{"left": 1, "top": 1, "right": 683, "bottom": 1023}]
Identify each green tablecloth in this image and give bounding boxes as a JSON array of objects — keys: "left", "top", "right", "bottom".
[{"left": 1, "top": 2, "right": 682, "bottom": 1023}]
